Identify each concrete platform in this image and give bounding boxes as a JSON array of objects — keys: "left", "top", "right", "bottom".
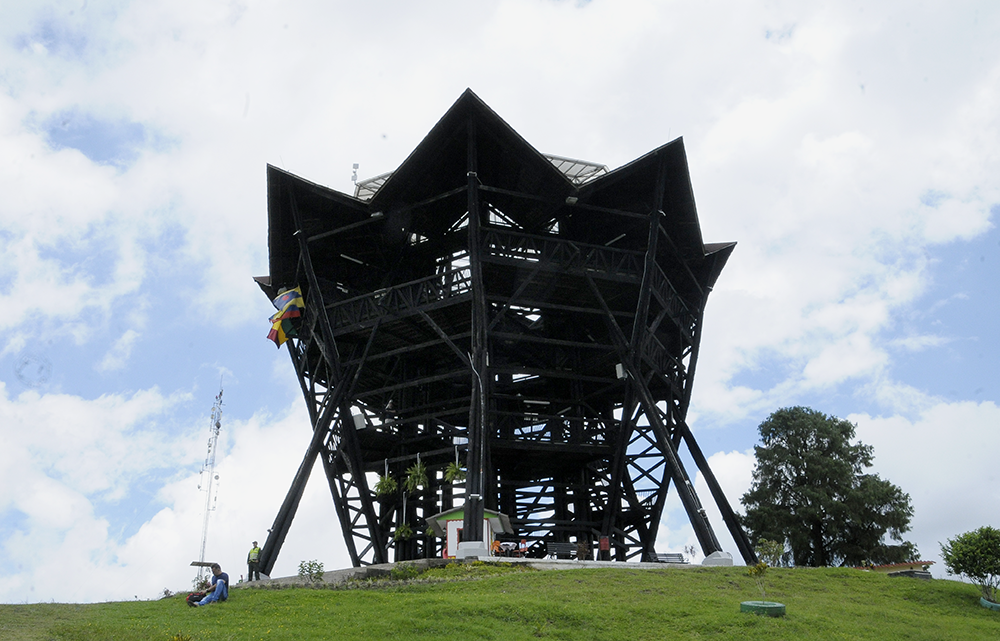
[{"left": 234, "top": 556, "right": 696, "bottom": 589}]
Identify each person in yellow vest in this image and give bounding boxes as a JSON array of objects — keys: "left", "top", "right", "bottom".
[{"left": 247, "top": 541, "right": 261, "bottom": 581}]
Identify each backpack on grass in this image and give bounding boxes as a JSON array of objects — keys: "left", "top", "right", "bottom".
[{"left": 186, "top": 591, "right": 207, "bottom": 607}]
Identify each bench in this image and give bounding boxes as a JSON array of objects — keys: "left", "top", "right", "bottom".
[
  {"left": 655, "top": 553, "right": 688, "bottom": 564},
  {"left": 547, "top": 542, "right": 578, "bottom": 559}
]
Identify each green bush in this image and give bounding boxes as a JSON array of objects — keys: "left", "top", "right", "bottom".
[
  {"left": 747, "top": 539, "right": 784, "bottom": 600},
  {"left": 390, "top": 562, "right": 422, "bottom": 581},
  {"left": 941, "top": 526, "right": 1000, "bottom": 602},
  {"left": 746, "top": 562, "right": 769, "bottom": 600},
  {"left": 298, "top": 559, "right": 325, "bottom": 583}
]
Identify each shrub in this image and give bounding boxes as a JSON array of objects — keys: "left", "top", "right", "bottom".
[
  {"left": 390, "top": 562, "right": 422, "bottom": 580},
  {"left": 941, "top": 526, "right": 1000, "bottom": 603},
  {"left": 298, "top": 559, "right": 325, "bottom": 583},
  {"left": 746, "top": 562, "right": 769, "bottom": 600},
  {"left": 747, "top": 539, "right": 784, "bottom": 600}
]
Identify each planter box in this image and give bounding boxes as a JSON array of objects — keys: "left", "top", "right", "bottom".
[
  {"left": 740, "top": 601, "right": 786, "bottom": 617},
  {"left": 981, "top": 597, "right": 1000, "bottom": 611}
]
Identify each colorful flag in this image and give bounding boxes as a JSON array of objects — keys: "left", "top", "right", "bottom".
[
  {"left": 267, "top": 286, "right": 304, "bottom": 346},
  {"left": 267, "top": 318, "right": 297, "bottom": 346},
  {"left": 270, "top": 286, "right": 304, "bottom": 321}
]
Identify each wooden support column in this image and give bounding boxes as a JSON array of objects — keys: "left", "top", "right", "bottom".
[
  {"left": 587, "top": 273, "right": 722, "bottom": 557},
  {"left": 260, "top": 189, "right": 386, "bottom": 573},
  {"left": 463, "top": 117, "right": 487, "bottom": 546}
]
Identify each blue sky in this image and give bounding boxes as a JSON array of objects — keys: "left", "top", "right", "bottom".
[{"left": 1, "top": 0, "right": 998, "bottom": 603}]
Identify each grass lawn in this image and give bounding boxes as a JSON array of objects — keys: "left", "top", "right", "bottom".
[{"left": 2, "top": 563, "right": 997, "bottom": 640}]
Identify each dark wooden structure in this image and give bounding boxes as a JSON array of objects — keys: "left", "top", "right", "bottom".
[{"left": 254, "top": 89, "right": 755, "bottom": 571}]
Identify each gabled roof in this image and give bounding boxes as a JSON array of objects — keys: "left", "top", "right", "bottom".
[
  {"left": 365, "top": 89, "right": 572, "bottom": 212},
  {"left": 425, "top": 506, "right": 514, "bottom": 537},
  {"left": 260, "top": 88, "right": 734, "bottom": 294}
]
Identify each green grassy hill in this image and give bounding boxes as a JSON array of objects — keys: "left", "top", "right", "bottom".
[{"left": 3, "top": 563, "right": 997, "bottom": 640}]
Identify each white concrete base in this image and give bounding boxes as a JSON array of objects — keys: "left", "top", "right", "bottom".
[
  {"left": 456, "top": 541, "right": 490, "bottom": 559},
  {"left": 702, "top": 551, "right": 734, "bottom": 567}
]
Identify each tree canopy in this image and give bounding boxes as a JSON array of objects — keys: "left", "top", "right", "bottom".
[
  {"left": 740, "top": 406, "right": 917, "bottom": 567},
  {"left": 941, "top": 526, "right": 1000, "bottom": 602}
]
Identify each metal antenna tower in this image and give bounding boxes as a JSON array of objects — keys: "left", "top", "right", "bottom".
[{"left": 196, "top": 387, "right": 224, "bottom": 582}]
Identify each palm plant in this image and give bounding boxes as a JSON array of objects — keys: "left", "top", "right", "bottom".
[
  {"left": 374, "top": 473, "right": 397, "bottom": 497},
  {"left": 404, "top": 459, "right": 428, "bottom": 494},
  {"left": 445, "top": 461, "right": 466, "bottom": 483}
]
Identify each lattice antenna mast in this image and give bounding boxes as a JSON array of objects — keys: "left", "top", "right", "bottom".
[{"left": 196, "top": 387, "right": 224, "bottom": 582}]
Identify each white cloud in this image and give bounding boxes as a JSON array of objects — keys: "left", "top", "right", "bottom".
[
  {"left": 656, "top": 448, "right": 756, "bottom": 564},
  {"left": 852, "top": 400, "right": 1000, "bottom": 576},
  {"left": 684, "top": 3, "right": 1000, "bottom": 421},
  {"left": 0, "top": 384, "right": 196, "bottom": 601},
  {"left": 0, "top": 382, "right": 343, "bottom": 602},
  {"left": 0, "top": 96, "right": 162, "bottom": 351},
  {"left": 889, "top": 334, "right": 950, "bottom": 353},
  {"left": 694, "top": 449, "right": 757, "bottom": 561},
  {"left": 96, "top": 329, "right": 140, "bottom": 372},
  {"left": 865, "top": 378, "right": 943, "bottom": 417},
  {"left": 802, "top": 334, "right": 887, "bottom": 388}
]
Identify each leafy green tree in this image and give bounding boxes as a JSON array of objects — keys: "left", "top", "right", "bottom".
[
  {"left": 740, "top": 406, "right": 917, "bottom": 567},
  {"left": 941, "top": 526, "right": 1000, "bottom": 602}
]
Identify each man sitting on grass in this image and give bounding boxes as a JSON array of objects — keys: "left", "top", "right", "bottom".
[{"left": 193, "top": 563, "right": 229, "bottom": 606}]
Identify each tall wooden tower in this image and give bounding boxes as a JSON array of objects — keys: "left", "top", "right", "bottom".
[{"left": 254, "top": 89, "right": 755, "bottom": 571}]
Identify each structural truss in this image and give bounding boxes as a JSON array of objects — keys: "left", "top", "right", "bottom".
[{"left": 254, "top": 89, "right": 756, "bottom": 572}]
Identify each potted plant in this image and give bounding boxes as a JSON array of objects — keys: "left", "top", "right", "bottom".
[
  {"left": 374, "top": 473, "right": 397, "bottom": 497},
  {"left": 394, "top": 523, "right": 413, "bottom": 541},
  {"left": 741, "top": 539, "right": 786, "bottom": 617},
  {"left": 445, "top": 461, "right": 466, "bottom": 483},
  {"left": 404, "top": 459, "right": 428, "bottom": 494}
]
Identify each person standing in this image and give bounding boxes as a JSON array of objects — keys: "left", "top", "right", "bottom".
[
  {"left": 247, "top": 541, "right": 262, "bottom": 581},
  {"left": 193, "top": 563, "right": 229, "bottom": 606}
]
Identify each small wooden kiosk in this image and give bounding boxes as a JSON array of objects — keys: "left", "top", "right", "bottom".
[{"left": 427, "top": 506, "right": 514, "bottom": 559}]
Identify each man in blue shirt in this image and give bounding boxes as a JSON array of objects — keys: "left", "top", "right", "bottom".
[{"left": 194, "top": 563, "right": 229, "bottom": 606}]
